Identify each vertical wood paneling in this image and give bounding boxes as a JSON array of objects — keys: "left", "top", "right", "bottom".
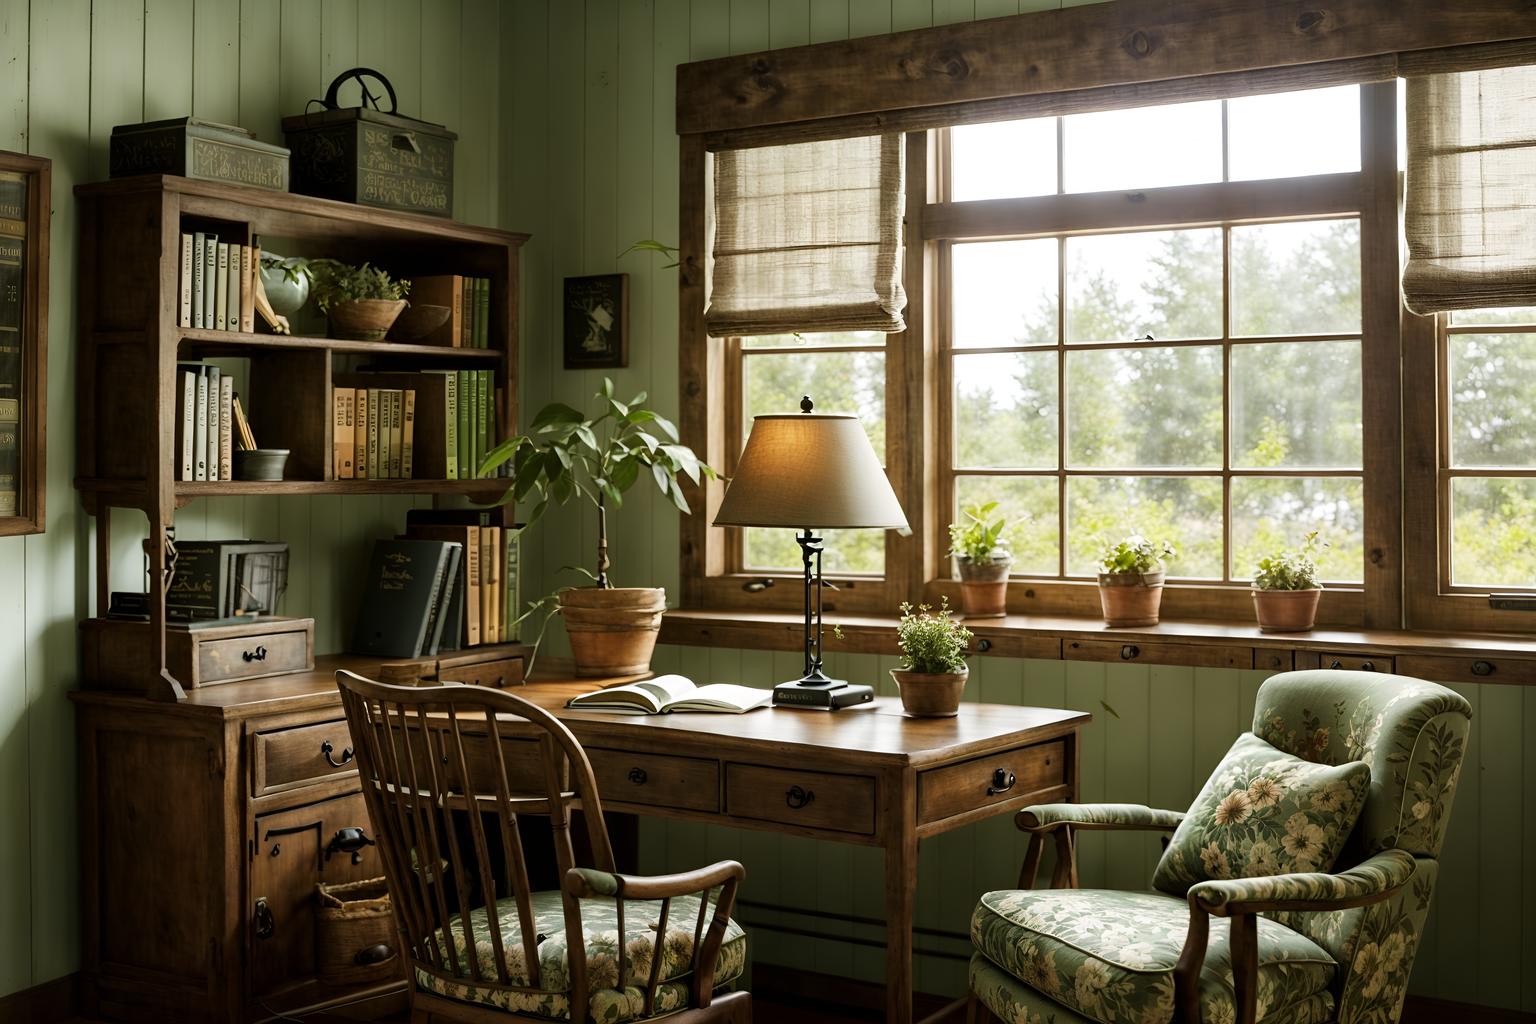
[
  {"left": 1477, "top": 684, "right": 1521, "bottom": 1009},
  {"left": 1434, "top": 683, "right": 1480, "bottom": 1003}
]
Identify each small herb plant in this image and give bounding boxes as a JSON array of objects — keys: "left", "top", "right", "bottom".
[
  {"left": 896, "top": 599, "right": 973, "bottom": 675},
  {"left": 1253, "top": 531, "right": 1326, "bottom": 591},
  {"left": 1098, "top": 535, "right": 1175, "bottom": 576},
  {"left": 306, "top": 259, "right": 409, "bottom": 313},
  {"left": 948, "top": 501, "right": 1011, "bottom": 563}
]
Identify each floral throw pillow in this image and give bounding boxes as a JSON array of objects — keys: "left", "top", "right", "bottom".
[{"left": 1152, "top": 731, "right": 1370, "bottom": 896}]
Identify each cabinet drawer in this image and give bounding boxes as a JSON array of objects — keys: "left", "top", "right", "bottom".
[
  {"left": 254, "top": 719, "right": 358, "bottom": 796},
  {"left": 918, "top": 741, "right": 1067, "bottom": 827},
  {"left": 1254, "top": 650, "right": 1294, "bottom": 672},
  {"left": 725, "top": 764, "right": 874, "bottom": 835},
  {"left": 1295, "top": 652, "right": 1395, "bottom": 674},
  {"left": 1065, "top": 639, "right": 1250, "bottom": 669},
  {"left": 587, "top": 748, "right": 719, "bottom": 813},
  {"left": 199, "top": 628, "right": 312, "bottom": 685},
  {"left": 1396, "top": 653, "right": 1536, "bottom": 687},
  {"left": 443, "top": 656, "right": 525, "bottom": 689}
]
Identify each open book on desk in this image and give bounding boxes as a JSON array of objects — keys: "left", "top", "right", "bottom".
[{"left": 566, "top": 674, "right": 772, "bottom": 714}]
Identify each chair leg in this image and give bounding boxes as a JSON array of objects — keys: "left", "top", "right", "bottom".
[
  {"left": 1050, "top": 827, "right": 1079, "bottom": 888},
  {"left": 1018, "top": 832, "right": 1045, "bottom": 889},
  {"left": 967, "top": 992, "right": 997, "bottom": 1024}
]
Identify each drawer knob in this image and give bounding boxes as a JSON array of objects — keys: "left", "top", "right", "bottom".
[
  {"left": 325, "top": 826, "right": 375, "bottom": 865},
  {"left": 987, "top": 768, "right": 1017, "bottom": 796},
  {"left": 1121, "top": 645, "right": 1140, "bottom": 661},
  {"left": 1472, "top": 660, "right": 1495, "bottom": 676},
  {"left": 628, "top": 767, "right": 648, "bottom": 785},
  {"left": 1329, "top": 659, "right": 1343, "bottom": 670},
  {"left": 242, "top": 645, "right": 268, "bottom": 663},
  {"left": 321, "top": 739, "right": 354, "bottom": 768},
  {"left": 1360, "top": 661, "right": 1375, "bottom": 672},
  {"left": 785, "top": 785, "right": 815, "bottom": 810},
  {"left": 977, "top": 638, "right": 993, "bottom": 653}
]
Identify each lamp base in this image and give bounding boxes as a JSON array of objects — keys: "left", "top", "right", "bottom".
[{"left": 772, "top": 678, "right": 875, "bottom": 710}]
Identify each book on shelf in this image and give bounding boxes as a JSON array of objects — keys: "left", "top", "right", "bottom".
[
  {"left": 474, "top": 277, "right": 490, "bottom": 347},
  {"left": 190, "top": 231, "right": 205, "bottom": 328},
  {"left": 475, "top": 370, "right": 491, "bottom": 475},
  {"left": 192, "top": 367, "right": 209, "bottom": 481},
  {"left": 400, "top": 521, "right": 482, "bottom": 647},
  {"left": 205, "top": 366, "right": 221, "bottom": 482},
  {"left": 214, "top": 242, "right": 229, "bottom": 332},
  {"left": 179, "top": 233, "right": 194, "bottom": 327},
  {"left": 481, "top": 525, "right": 500, "bottom": 644},
  {"left": 333, "top": 389, "right": 355, "bottom": 479},
  {"left": 239, "top": 244, "right": 255, "bottom": 332},
  {"left": 403, "top": 509, "right": 523, "bottom": 650},
  {"left": 460, "top": 277, "right": 474, "bottom": 347},
  {"left": 218, "top": 374, "right": 234, "bottom": 482},
  {"left": 387, "top": 389, "right": 404, "bottom": 479},
  {"left": 351, "top": 538, "right": 460, "bottom": 658},
  {"left": 176, "top": 368, "right": 196, "bottom": 479},
  {"left": 338, "top": 372, "right": 463, "bottom": 480},
  {"left": 566, "top": 675, "right": 772, "bottom": 715},
  {"left": 505, "top": 527, "right": 520, "bottom": 640},
  {"left": 365, "top": 390, "right": 381, "bottom": 481},
  {"left": 353, "top": 388, "right": 368, "bottom": 480},
  {"left": 226, "top": 243, "right": 242, "bottom": 331},
  {"left": 401, "top": 388, "right": 416, "bottom": 479}
]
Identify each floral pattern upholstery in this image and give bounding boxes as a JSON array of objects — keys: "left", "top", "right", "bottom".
[
  {"left": 971, "top": 888, "right": 1337, "bottom": 1024},
  {"left": 1152, "top": 733, "right": 1370, "bottom": 895},
  {"left": 412, "top": 888, "right": 747, "bottom": 1022},
  {"left": 1186, "top": 849, "right": 1416, "bottom": 913},
  {"left": 1020, "top": 803, "right": 1186, "bottom": 831}
]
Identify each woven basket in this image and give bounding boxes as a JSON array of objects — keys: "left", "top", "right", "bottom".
[{"left": 315, "top": 876, "right": 400, "bottom": 986}]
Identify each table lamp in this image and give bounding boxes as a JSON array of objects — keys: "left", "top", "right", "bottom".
[{"left": 713, "top": 396, "right": 909, "bottom": 709}]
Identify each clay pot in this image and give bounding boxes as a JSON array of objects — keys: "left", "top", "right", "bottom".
[
  {"left": 327, "top": 298, "right": 407, "bottom": 341},
  {"left": 890, "top": 666, "right": 969, "bottom": 717},
  {"left": 1096, "top": 570, "right": 1165, "bottom": 627},
  {"left": 1252, "top": 587, "right": 1322, "bottom": 632},
  {"left": 956, "top": 555, "right": 1011, "bottom": 618},
  {"left": 558, "top": 586, "right": 667, "bottom": 677}
]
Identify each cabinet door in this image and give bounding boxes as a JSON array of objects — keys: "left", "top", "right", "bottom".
[{"left": 249, "top": 791, "right": 383, "bottom": 999}]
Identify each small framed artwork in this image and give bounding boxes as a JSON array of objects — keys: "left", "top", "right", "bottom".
[
  {"left": 0, "top": 150, "right": 50, "bottom": 536},
  {"left": 563, "top": 273, "right": 628, "bottom": 369}
]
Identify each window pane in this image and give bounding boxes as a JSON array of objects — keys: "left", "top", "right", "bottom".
[
  {"left": 952, "top": 239, "right": 1058, "bottom": 348},
  {"left": 1227, "top": 85, "right": 1360, "bottom": 181},
  {"left": 743, "top": 350, "right": 885, "bottom": 453},
  {"left": 743, "top": 526, "right": 884, "bottom": 575},
  {"left": 1231, "top": 340, "right": 1362, "bottom": 468},
  {"left": 954, "top": 352, "right": 1058, "bottom": 469},
  {"left": 742, "top": 330, "right": 883, "bottom": 349},
  {"left": 1451, "top": 478, "right": 1536, "bottom": 588},
  {"left": 1448, "top": 333, "right": 1536, "bottom": 468},
  {"left": 1450, "top": 307, "right": 1536, "bottom": 326},
  {"left": 950, "top": 118, "right": 1058, "bottom": 201},
  {"left": 1231, "top": 220, "right": 1361, "bottom": 336},
  {"left": 1065, "top": 476, "right": 1223, "bottom": 578},
  {"left": 1231, "top": 477, "right": 1364, "bottom": 583},
  {"left": 955, "top": 475, "right": 1059, "bottom": 576},
  {"left": 1065, "top": 346, "right": 1222, "bottom": 468},
  {"left": 1063, "top": 100, "right": 1223, "bottom": 193},
  {"left": 1065, "top": 229, "right": 1222, "bottom": 343}
]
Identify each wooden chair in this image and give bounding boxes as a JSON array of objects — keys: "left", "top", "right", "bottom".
[{"left": 336, "top": 670, "right": 752, "bottom": 1024}]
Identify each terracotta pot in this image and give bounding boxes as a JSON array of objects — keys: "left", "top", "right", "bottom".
[
  {"left": 956, "top": 556, "right": 1011, "bottom": 618},
  {"left": 327, "top": 298, "right": 407, "bottom": 341},
  {"left": 890, "top": 666, "right": 969, "bottom": 717},
  {"left": 1252, "top": 587, "right": 1322, "bottom": 632},
  {"left": 1096, "top": 570, "right": 1165, "bottom": 627},
  {"left": 558, "top": 586, "right": 667, "bottom": 677}
]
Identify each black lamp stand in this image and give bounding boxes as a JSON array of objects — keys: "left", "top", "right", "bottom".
[{"left": 771, "top": 528, "right": 875, "bottom": 710}]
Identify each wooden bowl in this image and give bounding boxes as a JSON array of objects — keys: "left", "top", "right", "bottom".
[
  {"left": 327, "top": 298, "right": 407, "bottom": 341},
  {"left": 387, "top": 303, "right": 452, "bottom": 341}
]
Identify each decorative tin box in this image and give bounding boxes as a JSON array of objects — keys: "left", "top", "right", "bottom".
[
  {"left": 109, "top": 116, "right": 290, "bottom": 191},
  {"left": 282, "top": 107, "right": 457, "bottom": 218}
]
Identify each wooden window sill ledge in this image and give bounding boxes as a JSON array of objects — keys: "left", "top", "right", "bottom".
[{"left": 658, "top": 609, "right": 1536, "bottom": 684}]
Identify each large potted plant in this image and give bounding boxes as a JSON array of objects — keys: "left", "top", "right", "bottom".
[
  {"left": 1096, "top": 535, "right": 1174, "bottom": 628},
  {"left": 481, "top": 379, "right": 718, "bottom": 677},
  {"left": 949, "top": 501, "right": 1012, "bottom": 618},
  {"left": 889, "top": 599, "right": 973, "bottom": 717},
  {"left": 308, "top": 258, "right": 409, "bottom": 340},
  {"left": 1252, "top": 531, "right": 1325, "bottom": 632}
]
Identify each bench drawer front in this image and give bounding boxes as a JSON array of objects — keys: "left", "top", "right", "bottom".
[
  {"left": 254, "top": 719, "right": 358, "bottom": 796},
  {"left": 444, "top": 656, "right": 526, "bottom": 689},
  {"left": 919, "top": 741, "right": 1067, "bottom": 826},
  {"left": 588, "top": 748, "right": 720, "bottom": 813},
  {"left": 199, "top": 629, "right": 312, "bottom": 685},
  {"left": 1294, "top": 652, "right": 1395, "bottom": 674},
  {"left": 1396, "top": 654, "right": 1536, "bottom": 687},
  {"left": 1065, "top": 639, "right": 1251, "bottom": 669},
  {"left": 725, "top": 764, "right": 875, "bottom": 835}
]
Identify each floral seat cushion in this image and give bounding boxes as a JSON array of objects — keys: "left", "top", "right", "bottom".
[
  {"left": 413, "top": 889, "right": 747, "bottom": 1022},
  {"left": 971, "top": 888, "right": 1337, "bottom": 1024}
]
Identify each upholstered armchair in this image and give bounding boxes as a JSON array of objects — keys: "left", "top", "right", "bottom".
[{"left": 968, "top": 669, "right": 1471, "bottom": 1024}]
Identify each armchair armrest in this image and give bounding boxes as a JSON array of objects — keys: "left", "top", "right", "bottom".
[
  {"left": 564, "top": 860, "right": 746, "bottom": 901},
  {"left": 1017, "top": 802, "right": 1186, "bottom": 833},
  {"left": 1187, "top": 849, "right": 1417, "bottom": 916}
]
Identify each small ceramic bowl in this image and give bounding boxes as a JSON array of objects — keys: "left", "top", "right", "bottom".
[
  {"left": 234, "top": 448, "right": 290, "bottom": 481},
  {"left": 387, "top": 303, "right": 453, "bottom": 341}
]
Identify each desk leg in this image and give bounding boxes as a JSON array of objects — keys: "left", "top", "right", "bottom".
[{"left": 885, "top": 829, "right": 918, "bottom": 1024}]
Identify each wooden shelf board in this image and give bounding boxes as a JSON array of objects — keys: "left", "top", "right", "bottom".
[
  {"left": 178, "top": 327, "right": 501, "bottom": 360},
  {"left": 173, "top": 478, "right": 511, "bottom": 497}
]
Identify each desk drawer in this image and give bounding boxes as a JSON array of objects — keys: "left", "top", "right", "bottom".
[
  {"left": 199, "top": 629, "right": 312, "bottom": 685},
  {"left": 1294, "top": 652, "right": 1395, "bottom": 674},
  {"left": 588, "top": 748, "right": 719, "bottom": 813},
  {"left": 1396, "top": 653, "right": 1536, "bottom": 687},
  {"left": 254, "top": 719, "right": 358, "bottom": 796},
  {"left": 1065, "top": 639, "right": 1250, "bottom": 669},
  {"left": 444, "top": 656, "right": 525, "bottom": 689},
  {"left": 725, "top": 764, "right": 874, "bottom": 835},
  {"left": 919, "top": 741, "right": 1067, "bottom": 827}
]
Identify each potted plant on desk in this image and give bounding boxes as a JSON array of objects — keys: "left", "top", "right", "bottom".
[
  {"left": 949, "top": 500, "right": 1012, "bottom": 618},
  {"left": 480, "top": 378, "right": 718, "bottom": 677},
  {"left": 890, "top": 598, "right": 973, "bottom": 717},
  {"left": 1096, "top": 535, "right": 1175, "bottom": 627},
  {"left": 1252, "top": 531, "right": 1325, "bottom": 632}
]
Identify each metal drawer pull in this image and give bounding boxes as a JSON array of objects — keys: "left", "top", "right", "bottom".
[
  {"left": 243, "top": 645, "right": 268, "bottom": 662},
  {"left": 1121, "top": 645, "right": 1139, "bottom": 661},
  {"left": 325, "top": 826, "right": 375, "bottom": 865},
  {"left": 1329, "top": 659, "right": 1342, "bottom": 670},
  {"left": 321, "top": 739, "right": 354, "bottom": 768},
  {"left": 987, "top": 768, "right": 1017, "bottom": 795},
  {"left": 254, "top": 897, "right": 274, "bottom": 940},
  {"left": 1471, "top": 660, "right": 1495, "bottom": 676},
  {"left": 628, "top": 767, "right": 648, "bottom": 785},
  {"left": 977, "top": 637, "right": 993, "bottom": 653},
  {"left": 785, "top": 785, "right": 815, "bottom": 809},
  {"left": 1360, "top": 661, "right": 1375, "bottom": 672}
]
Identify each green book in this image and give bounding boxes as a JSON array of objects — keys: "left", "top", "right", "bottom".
[
  {"left": 461, "top": 276, "right": 475, "bottom": 348},
  {"left": 456, "top": 370, "right": 473, "bottom": 478},
  {"left": 476, "top": 370, "right": 492, "bottom": 477},
  {"left": 474, "top": 278, "right": 490, "bottom": 348}
]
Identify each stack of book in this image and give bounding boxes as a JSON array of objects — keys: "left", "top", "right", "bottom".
[
  {"left": 178, "top": 231, "right": 257, "bottom": 333},
  {"left": 409, "top": 274, "right": 493, "bottom": 347},
  {"left": 332, "top": 370, "right": 497, "bottom": 480},
  {"left": 402, "top": 509, "right": 520, "bottom": 650},
  {"left": 175, "top": 363, "right": 254, "bottom": 482}
]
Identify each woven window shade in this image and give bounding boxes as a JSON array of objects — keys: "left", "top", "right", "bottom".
[
  {"left": 705, "top": 134, "right": 906, "bottom": 337},
  {"left": 1404, "top": 64, "right": 1536, "bottom": 314}
]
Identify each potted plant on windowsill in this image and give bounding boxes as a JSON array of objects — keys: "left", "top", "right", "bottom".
[
  {"left": 889, "top": 598, "right": 973, "bottom": 717},
  {"left": 308, "top": 258, "right": 409, "bottom": 340},
  {"left": 1097, "top": 536, "right": 1175, "bottom": 628},
  {"left": 480, "top": 378, "right": 718, "bottom": 677},
  {"left": 949, "top": 501, "right": 1012, "bottom": 618},
  {"left": 1252, "top": 531, "right": 1325, "bottom": 632}
]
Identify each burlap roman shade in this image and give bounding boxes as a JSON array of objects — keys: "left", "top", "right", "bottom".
[
  {"left": 705, "top": 134, "right": 906, "bottom": 337},
  {"left": 1404, "top": 63, "right": 1536, "bottom": 314}
]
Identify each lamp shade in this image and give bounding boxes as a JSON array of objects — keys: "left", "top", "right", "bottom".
[{"left": 713, "top": 413, "right": 908, "bottom": 530}]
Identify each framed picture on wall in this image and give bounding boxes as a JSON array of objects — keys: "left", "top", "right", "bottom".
[
  {"left": 563, "top": 273, "right": 628, "bottom": 369},
  {"left": 0, "top": 150, "right": 49, "bottom": 536}
]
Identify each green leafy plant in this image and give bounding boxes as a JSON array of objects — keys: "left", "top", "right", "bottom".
[
  {"left": 618, "top": 239, "right": 679, "bottom": 268},
  {"left": 1098, "top": 535, "right": 1175, "bottom": 575},
  {"left": 259, "top": 253, "right": 312, "bottom": 287},
  {"left": 306, "top": 258, "right": 409, "bottom": 313},
  {"left": 480, "top": 378, "right": 719, "bottom": 588},
  {"left": 948, "top": 501, "right": 1011, "bottom": 563},
  {"left": 1253, "top": 531, "right": 1326, "bottom": 591},
  {"left": 896, "top": 598, "right": 973, "bottom": 674}
]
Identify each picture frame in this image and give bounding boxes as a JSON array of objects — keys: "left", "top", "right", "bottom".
[
  {"left": 0, "top": 150, "right": 49, "bottom": 536},
  {"left": 563, "top": 273, "right": 628, "bottom": 369}
]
